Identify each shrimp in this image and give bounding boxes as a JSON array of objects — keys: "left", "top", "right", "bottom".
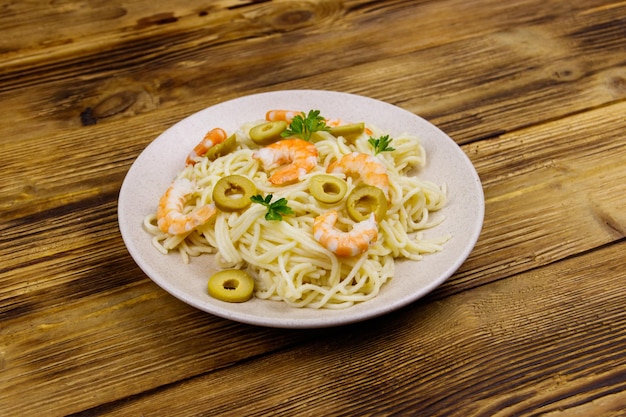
[
  {"left": 157, "top": 178, "right": 217, "bottom": 235},
  {"left": 186, "top": 127, "right": 228, "bottom": 165},
  {"left": 265, "top": 109, "right": 303, "bottom": 123},
  {"left": 327, "top": 152, "right": 390, "bottom": 197},
  {"left": 313, "top": 211, "right": 378, "bottom": 257},
  {"left": 253, "top": 138, "right": 318, "bottom": 185}
]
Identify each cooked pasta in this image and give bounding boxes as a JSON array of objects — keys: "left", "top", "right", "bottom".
[{"left": 143, "top": 114, "right": 447, "bottom": 309}]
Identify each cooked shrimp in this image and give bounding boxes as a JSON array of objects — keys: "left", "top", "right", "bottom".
[
  {"left": 265, "top": 110, "right": 303, "bottom": 123},
  {"left": 186, "top": 127, "right": 228, "bottom": 165},
  {"left": 157, "top": 178, "right": 217, "bottom": 235},
  {"left": 327, "top": 152, "right": 390, "bottom": 197},
  {"left": 313, "top": 211, "right": 378, "bottom": 257},
  {"left": 253, "top": 138, "right": 318, "bottom": 185}
]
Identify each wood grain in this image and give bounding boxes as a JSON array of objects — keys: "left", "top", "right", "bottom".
[
  {"left": 2, "top": 0, "right": 624, "bottom": 220},
  {"left": 2, "top": 100, "right": 624, "bottom": 415},
  {"left": 1, "top": 0, "right": 624, "bottom": 135},
  {"left": 1, "top": 0, "right": 625, "bottom": 415},
  {"left": 62, "top": 242, "right": 626, "bottom": 417},
  {"left": 445, "top": 100, "right": 626, "bottom": 295}
]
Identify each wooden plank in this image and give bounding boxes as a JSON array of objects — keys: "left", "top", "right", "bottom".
[
  {"left": 1, "top": 100, "right": 624, "bottom": 416},
  {"left": 0, "top": 0, "right": 256, "bottom": 71},
  {"left": 1, "top": 0, "right": 623, "bottom": 127},
  {"left": 0, "top": 0, "right": 607, "bottom": 78},
  {"left": 54, "top": 241, "right": 626, "bottom": 416},
  {"left": 2, "top": 1, "right": 625, "bottom": 415},
  {"left": 438, "top": 99, "right": 626, "bottom": 296},
  {"left": 0, "top": 273, "right": 329, "bottom": 415},
  {"left": 1, "top": 0, "right": 625, "bottom": 222}
]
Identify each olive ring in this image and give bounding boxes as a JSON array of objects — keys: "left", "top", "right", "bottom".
[
  {"left": 208, "top": 269, "right": 255, "bottom": 303},
  {"left": 346, "top": 184, "right": 388, "bottom": 222},
  {"left": 308, "top": 174, "right": 348, "bottom": 204},
  {"left": 212, "top": 175, "right": 257, "bottom": 212},
  {"left": 249, "top": 121, "right": 287, "bottom": 145}
]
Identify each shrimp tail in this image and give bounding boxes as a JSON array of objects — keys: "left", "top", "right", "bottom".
[
  {"left": 265, "top": 110, "right": 303, "bottom": 123},
  {"left": 327, "top": 152, "right": 390, "bottom": 198},
  {"left": 186, "top": 127, "right": 228, "bottom": 165}
]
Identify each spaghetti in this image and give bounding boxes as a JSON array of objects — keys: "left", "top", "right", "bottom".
[{"left": 143, "top": 114, "right": 447, "bottom": 309}]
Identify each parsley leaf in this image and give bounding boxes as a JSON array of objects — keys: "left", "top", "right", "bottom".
[
  {"left": 281, "top": 109, "right": 330, "bottom": 141},
  {"left": 368, "top": 135, "right": 395, "bottom": 155},
  {"left": 251, "top": 194, "right": 294, "bottom": 221}
]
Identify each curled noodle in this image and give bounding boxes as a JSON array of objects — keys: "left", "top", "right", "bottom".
[{"left": 144, "top": 119, "right": 448, "bottom": 309}]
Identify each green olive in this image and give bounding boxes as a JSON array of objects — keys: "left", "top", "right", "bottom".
[
  {"left": 208, "top": 269, "right": 254, "bottom": 303},
  {"left": 309, "top": 131, "right": 334, "bottom": 143},
  {"left": 249, "top": 121, "right": 287, "bottom": 145},
  {"left": 206, "top": 134, "right": 237, "bottom": 161},
  {"left": 212, "top": 175, "right": 256, "bottom": 212},
  {"left": 328, "top": 123, "right": 365, "bottom": 139},
  {"left": 346, "top": 184, "right": 388, "bottom": 222},
  {"left": 308, "top": 175, "right": 348, "bottom": 204}
]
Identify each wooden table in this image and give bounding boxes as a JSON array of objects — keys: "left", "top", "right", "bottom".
[{"left": 2, "top": 1, "right": 625, "bottom": 415}]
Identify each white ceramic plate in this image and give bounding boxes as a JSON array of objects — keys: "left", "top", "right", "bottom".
[{"left": 118, "top": 90, "right": 484, "bottom": 328}]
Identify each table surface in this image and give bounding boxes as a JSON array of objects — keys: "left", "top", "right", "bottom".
[{"left": 1, "top": 1, "right": 625, "bottom": 416}]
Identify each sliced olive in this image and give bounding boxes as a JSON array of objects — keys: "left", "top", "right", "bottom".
[
  {"left": 346, "top": 184, "right": 388, "bottom": 222},
  {"left": 309, "top": 131, "right": 333, "bottom": 143},
  {"left": 212, "top": 175, "right": 256, "bottom": 212},
  {"left": 208, "top": 269, "right": 254, "bottom": 303},
  {"left": 249, "top": 121, "right": 287, "bottom": 145},
  {"left": 206, "top": 134, "right": 237, "bottom": 161},
  {"left": 328, "top": 123, "right": 365, "bottom": 139},
  {"left": 309, "top": 175, "right": 348, "bottom": 204}
]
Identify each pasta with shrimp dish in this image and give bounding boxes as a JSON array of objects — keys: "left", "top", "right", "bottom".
[{"left": 143, "top": 109, "right": 448, "bottom": 309}]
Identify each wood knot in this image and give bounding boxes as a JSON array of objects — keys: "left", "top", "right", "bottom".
[
  {"left": 551, "top": 67, "right": 583, "bottom": 82},
  {"left": 608, "top": 76, "right": 626, "bottom": 93},
  {"left": 137, "top": 12, "right": 178, "bottom": 27},
  {"left": 80, "top": 91, "right": 138, "bottom": 126},
  {"left": 548, "top": 60, "right": 585, "bottom": 82},
  {"left": 273, "top": 9, "right": 313, "bottom": 28},
  {"left": 92, "top": 91, "right": 137, "bottom": 118},
  {"left": 80, "top": 108, "right": 97, "bottom": 126}
]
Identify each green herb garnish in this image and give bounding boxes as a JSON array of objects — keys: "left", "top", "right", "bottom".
[
  {"left": 251, "top": 194, "right": 294, "bottom": 221},
  {"left": 368, "top": 134, "right": 395, "bottom": 155},
  {"left": 281, "top": 110, "right": 329, "bottom": 141}
]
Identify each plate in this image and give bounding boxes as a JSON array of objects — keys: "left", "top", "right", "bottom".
[{"left": 118, "top": 90, "right": 484, "bottom": 328}]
